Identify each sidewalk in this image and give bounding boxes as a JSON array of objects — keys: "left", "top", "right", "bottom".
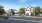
[
  {"left": 7, "top": 14, "right": 42, "bottom": 18},
  {"left": 24, "top": 16, "right": 42, "bottom": 18}
]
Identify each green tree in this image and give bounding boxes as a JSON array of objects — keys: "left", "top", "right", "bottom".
[
  {"left": 34, "top": 6, "right": 40, "bottom": 16},
  {"left": 11, "top": 9, "right": 15, "bottom": 15},
  {"left": 40, "top": 8, "right": 42, "bottom": 14},
  {"left": 0, "top": 5, "right": 5, "bottom": 15},
  {"left": 19, "top": 7, "right": 25, "bottom": 15}
]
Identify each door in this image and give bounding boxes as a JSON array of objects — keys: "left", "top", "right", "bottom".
[
  {"left": 26, "top": 13, "right": 29, "bottom": 16},
  {"left": 31, "top": 13, "right": 34, "bottom": 16}
]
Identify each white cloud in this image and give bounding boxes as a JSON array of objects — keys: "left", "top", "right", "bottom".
[{"left": 19, "top": 0, "right": 27, "bottom": 3}]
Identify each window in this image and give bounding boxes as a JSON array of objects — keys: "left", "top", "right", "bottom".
[
  {"left": 30, "top": 8, "right": 31, "bottom": 11},
  {"left": 26, "top": 9, "right": 29, "bottom": 11}
]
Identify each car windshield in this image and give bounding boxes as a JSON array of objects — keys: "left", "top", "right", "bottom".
[{"left": 0, "top": 0, "right": 42, "bottom": 23}]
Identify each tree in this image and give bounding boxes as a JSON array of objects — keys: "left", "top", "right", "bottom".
[
  {"left": 34, "top": 6, "right": 40, "bottom": 16},
  {"left": 11, "top": 9, "right": 15, "bottom": 15},
  {"left": 40, "top": 8, "right": 42, "bottom": 14},
  {"left": 0, "top": 5, "right": 5, "bottom": 15},
  {"left": 19, "top": 7, "right": 25, "bottom": 15}
]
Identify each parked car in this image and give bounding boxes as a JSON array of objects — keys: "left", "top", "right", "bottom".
[{"left": 3, "top": 16, "right": 9, "bottom": 20}]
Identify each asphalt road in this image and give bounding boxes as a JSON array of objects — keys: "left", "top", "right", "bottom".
[
  {"left": 9, "top": 15, "right": 42, "bottom": 20},
  {"left": 0, "top": 19, "right": 38, "bottom": 23},
  {"left": 0, "top": 15, "right": 42, "bottom": 23}
]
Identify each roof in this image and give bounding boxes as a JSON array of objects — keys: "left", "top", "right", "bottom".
[{"left": 25, "top": 6, "right": 34, "bottom": 9}]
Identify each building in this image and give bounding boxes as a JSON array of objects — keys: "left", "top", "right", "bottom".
[
  {"left": 6, "top": 9, "right": 12, "bottom": 15},
  {"left": 25, "top": 6, "right": 35, "bottom": 16},
  {"left": 6, "top": 9, "right": 18, "bottom": 15},
  {"left": 39, "top": 8, "right": 42, "bottom": 16}
]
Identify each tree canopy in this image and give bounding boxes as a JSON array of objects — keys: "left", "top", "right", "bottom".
[
  {"left": 40, "top": 8, "right": 42, "bottom": 14},
  {"left": 11, "top": 9, "right": 15, "bottom": 15},
  {"left": 19, "top": 7, "right": 25, "bottom": 15},
  {"left": 0, "top": 5, "right": 5, "bottom": 15},
  {"left": 34, "top": 6, "right": 40, "bottom": 16}
]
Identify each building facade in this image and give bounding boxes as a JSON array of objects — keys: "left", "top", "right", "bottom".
[
  {"left": 25, "top": 6, "right": 35, "bottom": 16},
  {"left": 6, "top": 9, "right": 18, "bottom": 15}
]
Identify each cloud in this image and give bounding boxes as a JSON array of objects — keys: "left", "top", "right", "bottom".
[{"left": 19, "top": 0, "right": 27, "bottom": 3}]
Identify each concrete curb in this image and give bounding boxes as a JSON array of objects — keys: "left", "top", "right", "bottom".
[{"left": 24, "top": 16, "right": 42, "bottom": 18}]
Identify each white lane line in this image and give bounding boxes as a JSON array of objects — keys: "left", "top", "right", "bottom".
[{"left": 10, "top": 18, "right": 39, "bottom": 22}]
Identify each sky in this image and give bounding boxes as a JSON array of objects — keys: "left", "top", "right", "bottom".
[{"left": 0, "top": 0, "right": 42, "bottom": 10}]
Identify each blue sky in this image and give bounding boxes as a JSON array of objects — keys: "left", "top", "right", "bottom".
[{"left": 0, "top": 0, "right": 42, "bottom": 10}]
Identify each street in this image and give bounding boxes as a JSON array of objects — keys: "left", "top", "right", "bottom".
[
  {"left": 0, "top": 19, "right": 38, "bottom": 23},
  {"left": 0, "top": 15, "right": 42, "bottom": 23}
]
